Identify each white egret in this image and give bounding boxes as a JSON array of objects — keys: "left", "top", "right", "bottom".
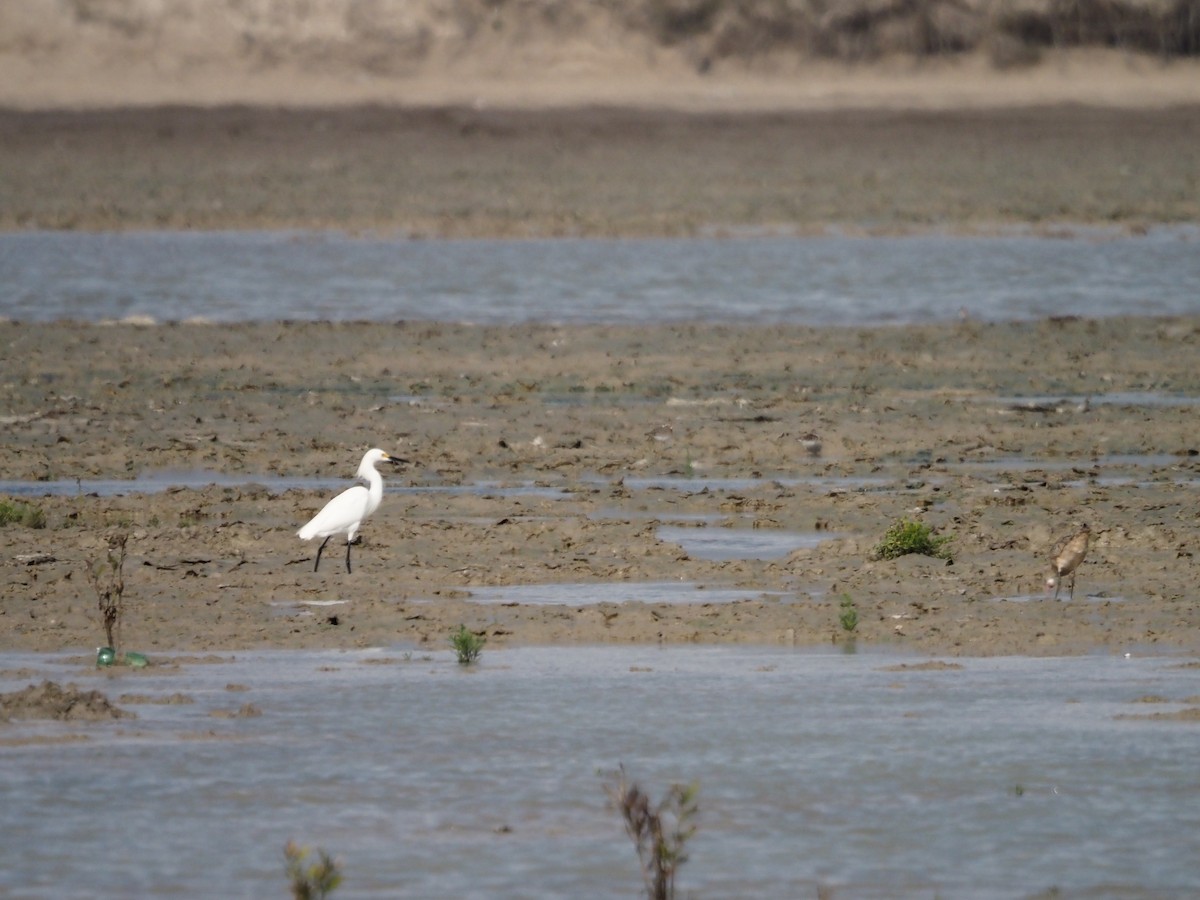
[
  {"left": 1046, "top": 524, "right": 1090, "bottom": 600},
  {"left": 297, "top": 448, "right": 405, "bottom": 573}
]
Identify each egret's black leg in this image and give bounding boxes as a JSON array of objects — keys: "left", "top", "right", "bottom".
[
  {"left": 345, "top": 539, "right": 353, "bottom": 574},
  {"left": 314, "top": 536, "right": 331, "bottom": 572}
]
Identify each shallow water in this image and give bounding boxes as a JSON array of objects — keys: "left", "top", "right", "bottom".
[
  {"left": 989, "top": 592, "right": 1126, "bottom": 603},
  {"left": 3, "top": 229, "right": 1199, "bottom": 324},
  {"left": 1, "top": 647, "right": 1198, "bottom": 898},
  {"left": 458, "top": 581, "right": 785, "bottom": 606},
  {"left": 0, "top": 473, "right": 576, "bottom": 499},
  {"left": 656, "top": 524, "right": 836, "bottom": 560},
  {"left": 2, "top": 449, "right": 1194, "bottom": 499},
  {"left": 991, "top": 392, "right": 1200, "bottom": 409},
  {"left": 615, "top": 474, "right": 893, "bottom": 492}
]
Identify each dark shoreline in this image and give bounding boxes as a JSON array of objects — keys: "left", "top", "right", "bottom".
[{"left": 3, "top": 103, "right": 1198, "bottom": 235}]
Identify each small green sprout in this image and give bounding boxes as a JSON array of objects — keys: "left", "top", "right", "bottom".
[{"left": 838, "top": 594, "right": 859, "bottom": 633}]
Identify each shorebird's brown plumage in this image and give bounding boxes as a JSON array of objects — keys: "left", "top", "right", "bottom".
[
  {"left": 1048, "top": 524, "right": 1090, "bottom": 600},
  {"left": 798, "top": 432, "right": 823, "bottom": 458}
]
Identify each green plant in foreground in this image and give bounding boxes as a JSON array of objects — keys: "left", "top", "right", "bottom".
[
  {"left": 873, "top": 517, "right": 953, "bottom": 562},
  {"left": 838, "top": 593, "right": 859, "bottom": 633},
  {"left": 284, "top": 841, "right": 342, "bottom": 900},
  {"left": 0, "top": 498, "right": 47, "bottom": 529},
  {"left": 606, "top": 765, "right": 699, "bottom": 900},
  {"left": 450, "top": 624, "right": 486, "bottom": 665}
]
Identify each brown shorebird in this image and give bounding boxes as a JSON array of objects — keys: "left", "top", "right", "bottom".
[
  {"left": 1047, "top": 524, "right": 1090, "bottom": 600},
  {"left": 646, "top": 423, "right": 674, "bottom": 443},
  {"left": 798, "top": 432, "right": 823, "bottom": 457}
]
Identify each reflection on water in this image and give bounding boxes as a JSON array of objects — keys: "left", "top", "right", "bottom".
[
  {"left": 0, "top": 647, "right": 1197, "bottom": 898},
  {"left": 3, "top": 229, "right": 1199, "bottom": 324}
]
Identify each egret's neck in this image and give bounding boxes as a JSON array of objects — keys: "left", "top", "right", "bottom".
[{"left": 359, "top": 463, "right": 385, "bottom": 509}]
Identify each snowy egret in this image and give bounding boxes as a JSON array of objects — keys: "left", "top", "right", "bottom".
[
  {"left": 1046, "top": 524, "right": 1090, "bottom": 600},
  {"left": 297, "top": 448, "right": 405, "bottom": 573}
]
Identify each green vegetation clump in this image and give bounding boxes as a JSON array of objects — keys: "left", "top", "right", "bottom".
[
  {"left": 450, "top": 625, "right": 486, "bottom": 665},
  {"left": 284, "top": 841, "right": 342, "bottom": 900},
  {"left": 0, "top": 498, "right": 47, "bottom": 529},
  {"left": 838, "top": 594, "right": 859, "bottom": 633},
  {"left": 873, "top": 518, "right": 953, "bottom": 562}
]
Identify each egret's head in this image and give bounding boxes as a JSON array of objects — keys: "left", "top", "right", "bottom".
[{"left": 361, "top": 448, "right": 407, "bottom": 469}]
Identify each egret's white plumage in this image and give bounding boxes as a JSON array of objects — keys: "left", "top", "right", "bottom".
[{"left": 298, "top": 448, "right": 402, "bottom": 573}]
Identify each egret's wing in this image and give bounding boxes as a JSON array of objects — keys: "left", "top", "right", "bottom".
[{"left": 297, "top": 485, "right": 370, "bottom": 540}]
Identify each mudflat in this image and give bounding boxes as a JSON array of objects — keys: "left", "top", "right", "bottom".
[
  {"left": 2, "top": 316, "right": 1197, "bottom": 658},
  {"left": 2, "top": 52, "right": 1199, "bottom": 659}
]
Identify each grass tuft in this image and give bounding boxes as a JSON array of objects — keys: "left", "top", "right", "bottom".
[
  {"left": 0, "top": 498, "right": 47, "bottom": 529},
  {"left": 838, "top": 593, "right": 859, "bottom": 633},
  {"left": 450, "top": 625, "right": 486, "bottom": 665},
  {"left": 873, "top": 518, "right": 953, "bottom": 562}
]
